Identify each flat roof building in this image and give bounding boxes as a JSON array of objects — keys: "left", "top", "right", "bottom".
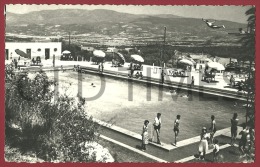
[{"left": 5, "top": 42, "right": 62, "bottom": 60}]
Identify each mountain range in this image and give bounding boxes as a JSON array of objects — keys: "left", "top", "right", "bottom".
[
  {"left": 5, "top": 9, "right": 247, "bottom": 45},
  {"left": 6, "top": 9, "right": 185, "bottom": 25}
]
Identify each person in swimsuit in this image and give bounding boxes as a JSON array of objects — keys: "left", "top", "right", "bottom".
[
  {"left": 213, "top": 139, "right": 220, "bottom": 162},
  {"left": 152, "top": 113, "right": 162, "bottom": 144},
  {"left": 239, "top": 125, "right": 249, "bottom": 156},
  {"left": 172, "top": 115, "right": 181, "bottom": 146},
  {"left": 202, "top": 18, "right": 225, "bottom": 29},
  {"left": 141, "top": 120, "right": 149, "bottom": 151},
  {"left": 209, "top": 115, "right": 217, "bottom": 145},
  {"left": 231, "top": 113, "right": 239, "bottom": 145}
]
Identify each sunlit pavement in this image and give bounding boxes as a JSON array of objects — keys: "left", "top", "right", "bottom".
[
  {"left": 99, "top": 124, "right": 249, "bottom": 163},
  {"left": 46, "top": 60, "right": 241, "bottom": 93}
]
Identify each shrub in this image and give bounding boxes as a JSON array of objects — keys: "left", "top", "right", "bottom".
[{"left": 5, "top": 70, "right": 101, "bottom": 162}]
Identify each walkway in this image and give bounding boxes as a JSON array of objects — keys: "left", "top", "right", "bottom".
[
  {"left": 95, "top": 117, "right": 245, "bottom": 162},
  {"left": 99, "top": 122, "right": 244, "bottom": 162},
  {"left": 13, "top": 60, "right": 248, "bottom": 101},
  {"left": 32, "top": 60, "right": 247, "bottom": 101}
]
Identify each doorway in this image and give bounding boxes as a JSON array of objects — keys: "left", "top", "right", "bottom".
[
  {"left": 45, "top": 48, "right": 50, "bottom": 60},
  {"left": 5, "top": 49, "right": 9, "bottom": 60},
  {"left": 26, "top": 49, "right": 31, "bottom": 59}
]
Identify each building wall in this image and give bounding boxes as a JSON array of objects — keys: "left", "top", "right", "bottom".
[{"left": 5, "top": 42, "right": 62, "bottom": 60}]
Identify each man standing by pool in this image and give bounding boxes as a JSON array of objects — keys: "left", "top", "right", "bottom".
[{"left": 152, "top": 113, "right": 162, "bottom": 145}]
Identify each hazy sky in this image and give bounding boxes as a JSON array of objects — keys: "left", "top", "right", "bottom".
[{"left": 6, "top": 5, "right": 251, "bottom": 23}]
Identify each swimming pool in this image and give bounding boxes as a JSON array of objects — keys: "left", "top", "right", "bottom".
[{"left": 50, "top": 71, "right": 245, "bottom": 144}]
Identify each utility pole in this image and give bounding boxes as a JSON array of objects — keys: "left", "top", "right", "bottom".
[
  {"left": 69, "top": 32, "right": 71, "bottom": 50},
  {"left": 162, "top": 26, "right": 166, "bottom": 68}
]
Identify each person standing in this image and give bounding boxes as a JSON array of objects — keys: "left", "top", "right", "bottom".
[
  {"left": 98, "top": 63, "right": 101, "bottom": 73},
  {"left": 212, "top": 139, "right": 220, "bottom": 162},
  {"left": 14, "top": 58, "right": 18, "bottom": 69},
  {"left": 209, "top": 115, "right": 216, "bottom": 145},
  {"left": 101, "top": 62, "right": 104, "bottom": 73},
  {"left": 152, "top": 113, "right": 162, "bottom": 145},
  {"left": 230, "top": 113, "right": 239, "bottom": 146},
  {"left": 161, "top": 69, "right": 165, "bottom": 84},
  {"left": 198, "top": 127, "right": 210, "bottom": 160},
  {"left": 239, "top": 125, "right": 249, "bottom": 157},
  {"left": 53, "top": 54, "right": 55, "bottom": 67},
  {"left": 172, "top": 115, "right": 181, "bottom": 146},
  {"left": 130, "top": 62, "right": 134, "bottom": 78},
  {"left": 230, "top": 75, "right": 235, "bottom": 87},
  {"left": 141, "top": 120, "right": 149, "bottom": 151},
  {"left": 190, "top": 76, "right": 195, "bottom": 88}
]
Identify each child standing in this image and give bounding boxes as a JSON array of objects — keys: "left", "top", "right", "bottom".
[
  {"left": 172, "top": 115, "right": 181, "bottom": 146},
  {"left": 230, "top": 113, "right": 239, "bottom": 145},
  {"left": 213, "top": 139, "right": 220, "bottom": 162},
  {"left": 141, "top": 120, "right": 150, "bottom": 151}
]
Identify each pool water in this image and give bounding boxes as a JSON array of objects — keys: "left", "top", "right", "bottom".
[{"left": 52, "top": 71, "right": 245, "bottom": 144}]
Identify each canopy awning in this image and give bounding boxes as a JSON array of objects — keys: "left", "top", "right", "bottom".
[
  {"left": 15, "top": 49, "right": 30, "bottom": 59},
  {"left": 115, "top": 52, "right": 126, "bottom": 64},
  {"left": 204, "top": 58, "right": 213, "bottom": 62},
  {"left": 62, "top": 50, "right": 71, "bottom": 54},
  {"left": 207, "top": 62, "right": 225, "bottom": 71},
  {"left": 179, "top": 59, "right": 194, "bottom": 65},
  {"left": 131, "top": 54, "right": 144, "bottom": 63},
  {"left": 93, "top": 50, "right": 106, "bottom": 58}
]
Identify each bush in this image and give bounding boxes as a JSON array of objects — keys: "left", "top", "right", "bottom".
[{"left": 5, "top": 70, "right": 101, "bottom": 162}]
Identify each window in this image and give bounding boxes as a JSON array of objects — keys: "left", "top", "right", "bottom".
[
  {"left": 38, "top": 48, "right": 41, "bottom": 51},
  {"left": 54, "top": 48, "right": 57, "bottom": 52}
]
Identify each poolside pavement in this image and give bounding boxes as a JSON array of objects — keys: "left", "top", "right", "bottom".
[
  {"left": 18, "top": 60, "right": 246, "bottom": 98},
  {"left": 99, "top": 120, "right": 247, "bottom": 162}
]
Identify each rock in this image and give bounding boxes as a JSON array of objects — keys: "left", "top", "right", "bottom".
[{"left": 81, "top": 141, "right": 114, "bottom": 162}]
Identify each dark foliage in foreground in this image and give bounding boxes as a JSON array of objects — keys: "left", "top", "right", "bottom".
[{"left": 5, "top": 71, "right": 100, "bottom": 162}]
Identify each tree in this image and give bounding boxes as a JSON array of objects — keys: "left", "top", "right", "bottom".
[
  {"left": 5, "top": 71, "right": 101, "bottom": 162},
  {"left": 239, "top": 6, "right": 255, "bottom": 127}
]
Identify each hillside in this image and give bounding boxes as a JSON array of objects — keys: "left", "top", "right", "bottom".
[{"left": 5, "top": 9, "right": 247, "bottom": 45}]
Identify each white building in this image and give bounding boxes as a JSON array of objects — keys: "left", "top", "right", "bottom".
[
  {"left": 106, "top": 47, "right": 118, "bottom": 53},
  {"left": 81, "top": 46, "right": 95, "bottom": 52},
  {"left": 5, "top": 42, "right": 62, "bottom": 60}
]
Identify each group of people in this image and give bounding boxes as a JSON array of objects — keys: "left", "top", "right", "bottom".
[
  {"left": 128, "top": 62, "right": 143, "bottom": 79},
  {"left": 141, "top": 113, "right": 162, "bottom": 151},
  {"left": 230, "top": 75, "right": 245, "bottom": 92},
  {"left": 140, "top": 112, "right": 255, "bottom": 162}
]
